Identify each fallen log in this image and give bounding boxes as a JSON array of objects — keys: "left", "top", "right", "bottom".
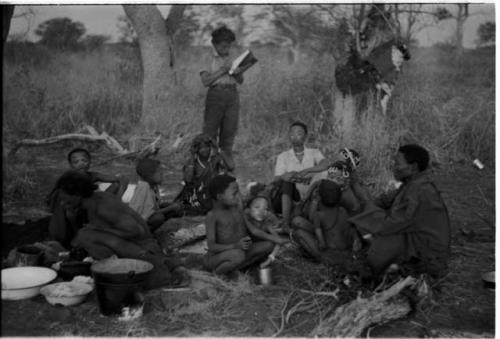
[
  {"left": 8, "top": 126, "right": 128, "bottom": 156},
  {"left": 311, "top": 276, "right": 423, "bottom": 337}
]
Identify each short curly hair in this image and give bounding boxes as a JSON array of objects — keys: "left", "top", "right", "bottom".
[
  {"left": 398, "top": 144, "right": 429, "bottom": 171},
  {"left": 55, "top": 170, "right": 97, "bottom": 198},
  {"left": 211, "top": 25, "right": 235, "bottom": 45},
  {"left": 208, "top": 174, "right": 236, "bottom": 200}
]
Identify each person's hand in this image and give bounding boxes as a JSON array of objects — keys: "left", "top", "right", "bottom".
[
  {"left": 282, "top": 171, "right": 298, "bottom": 182},
  {"left": 231, "top": 66, "right": 242, "bottom": 75},
  {"left": 236, "top": 236, "right": 252, "bottom": 250},
  {"left": 220, "top": 60, "right": 232, "bottom": 74}
]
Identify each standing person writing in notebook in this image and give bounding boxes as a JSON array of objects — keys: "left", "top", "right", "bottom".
[{"left": 200, "top": 26, "right": 255, "bottom": 172}]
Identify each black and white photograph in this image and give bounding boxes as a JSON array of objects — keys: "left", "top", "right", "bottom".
[{"left": 1, "top": 2, "right": 495, "bottom": 337}]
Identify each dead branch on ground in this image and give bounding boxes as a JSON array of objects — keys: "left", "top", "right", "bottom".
[{"left": 311, "top": 276, "right": 427, "bottom": 337}]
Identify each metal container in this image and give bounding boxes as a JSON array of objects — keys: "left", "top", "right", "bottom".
[
  {"left": 14, "top": 245, "right": 42, "bottom": 267},
  {"left": 259, "top": 267, "right": 273, "bottom": 286},
  {"left": 2, "top": 267, "right": 57, "bottom": 300}
]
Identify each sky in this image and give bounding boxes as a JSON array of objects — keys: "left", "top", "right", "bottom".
[{"left": 7, "top": 3, "right": 496, "bottom": 48}]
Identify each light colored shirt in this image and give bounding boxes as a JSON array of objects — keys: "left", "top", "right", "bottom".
[
  {"left": 274, "top": 147, "right": 325, "bottom": 198},
  {"left": 128, "top": 180, "right": 159, "bottom": 220},
  {"left": 201, "top": 48, "right": 237, "bottom": 86}
]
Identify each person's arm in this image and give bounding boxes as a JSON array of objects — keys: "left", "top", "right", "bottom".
[
  {"left": 90, "top": 171, "right": 121, "bottom": 184},
  {"left": 244, "top": 214, "right": 285, "bottom": 244},
  {"left": 350, "top": 186, "right": 421, "bottom": 236},
  {"left": 200, "top": 58, "right": 232, "bottom": 87},
  {"left": 312, "top": 213, "right": 326, "bottom": 250},
  {"left": 205, "top": 211, "right": 251, "bottom": 253}
]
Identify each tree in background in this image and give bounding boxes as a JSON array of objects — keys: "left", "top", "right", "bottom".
[
  {"left": 477, "top": 21, "right": 495, "bottom": 46},
  {"left": 123, "top": 5, "right": 186, "bottom": 132},
  {"left": 117, "top": 15, "right": 138, "bottom": 46},
  {"left": 34, "top": 17, "right": 86, "bottom": 51},
  {"left": 81, "top": 34, "right": 110, "bottom": 51}
]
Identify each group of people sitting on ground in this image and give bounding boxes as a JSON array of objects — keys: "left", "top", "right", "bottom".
[{"left": 46, "top": 120, "right": 451, "bottom": 289}]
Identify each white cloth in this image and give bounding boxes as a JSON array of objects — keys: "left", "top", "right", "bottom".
[
  {"left": 97, "top": 183, "right": 136, "bottom": 204},
  {"left": 274, "top": 147, "right": 325, "bottom": 198}
]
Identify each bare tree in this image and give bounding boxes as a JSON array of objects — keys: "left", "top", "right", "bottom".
[
  {"left": 454, "top": 3, "right": 469, "bottom": 55},
  {"left": 122, "top": 5, "right": 185, "bottom": 132}
]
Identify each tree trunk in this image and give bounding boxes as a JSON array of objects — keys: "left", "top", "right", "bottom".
[
  {"left": 123, "top": 5, "right": 185, "bottom": 133},
  {"left": 455, "top": 4, "right": 468, "bottom": 56},
  {"left": 2, "top": 5, "right": 15, "bottom": 46}
]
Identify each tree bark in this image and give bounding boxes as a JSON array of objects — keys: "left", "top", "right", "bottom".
[
  {"left": 455, "top": 4, "right": 469, "bottom": 56},
  {"left": 122, "top": 5, "right": 185, "bottom": 133},
  {"left": 2, "top": 5, "right": 15, "bottom": 46}
]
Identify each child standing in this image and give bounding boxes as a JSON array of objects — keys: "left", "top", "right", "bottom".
[
  {"left": 291, "top": 180, "right": 358, "bottom": 265},
  {"left": 243, "top": 195, "right": 289, "bottom": 268},
  {"left": 128, "top": 158, "right": 182, "bottom": 232},
  {"left": 203, "top": 174, "right": 274, "bottom": 275},
  {"left": 174, "top": 134, "right": 228, "bottom": 215},
  {"left": 200, "top": 26, "right": 253, "bottom": 171}
]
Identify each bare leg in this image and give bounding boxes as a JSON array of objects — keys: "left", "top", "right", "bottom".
[
  {"left": 204, "top": 249, "right": 246, "bottom": 275},
  {"left": 235, "top": 241, "right": 274, "bottom": 270},
  {"left": 281, "top": 194, "right": 292, "bottom": 232},
  {"left": 293, "top": 229, "right": 322, "bottom": 262}
]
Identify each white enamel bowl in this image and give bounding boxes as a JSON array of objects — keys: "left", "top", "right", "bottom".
[
  {"left": 40, "top": 281, "right": 93, "bottom": 306},
  {"left": 2, "top": 266, "right": 57, "bottom": 300}
]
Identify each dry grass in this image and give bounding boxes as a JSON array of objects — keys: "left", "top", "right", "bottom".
[{"left": 3, "top": 44, "right": 494, "bottom": 194}]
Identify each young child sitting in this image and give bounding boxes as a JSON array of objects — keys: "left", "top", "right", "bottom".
[
  {"left": 128, "top": 158, "right": 182, "bottom": 232},
  {"left": 243, "top": 195, "right": 289, "bottom": 268},
  {"left": 291, "top": 180, "right": 358, "bottom": 265},
  {"left": 175, "top": 134, "right": 228, "bottom": 215},
  {"left": 46, "top": 148, "right": 129, "bottom": 248},
  {"left": 203, "top": 174, "right": 274, "bottom": 275},
  {"left": 301, "top": 148, "right": 363, "bottom": 216},
  {"left": 68, "top": 148, "right": 128, "bottom": 196}
]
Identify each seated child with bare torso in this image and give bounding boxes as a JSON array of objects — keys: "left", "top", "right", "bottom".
[
  {"left": 243, "top": 195, "right": 289, "bottom": 268},
  {"left": 291, "top": 180, "right": 359, "bottom": 265},
  {"left": 204, "top": 174, "right": 274, "bottom": 275}
]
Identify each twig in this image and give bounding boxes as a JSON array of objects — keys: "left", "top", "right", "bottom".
[
  {"left": 296, "top": 288, "right": 340, "bottom": 299},
  {"left": 476, "top": 185, "right": 492, "bottom": 207},
  {"left": 451, "top": 245, "right": 492, "bottom": 255},
  {"left": 267, "top": 316, "right": 280, "bottom": 332},
  {"left": 273, "top": 292, "right": 293, "bottom": 337}
]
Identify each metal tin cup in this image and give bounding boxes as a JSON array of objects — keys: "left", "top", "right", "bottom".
[
  {"left": 259, "top": 267, "right": 273, "bottom": 286},
  {"left": 14, "top": 245, "right": 42, "bottom": 267}
]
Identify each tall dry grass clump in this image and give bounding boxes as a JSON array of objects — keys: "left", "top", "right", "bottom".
[{"left": 3, "top": 43, "right": 494, "bottom": 190}]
